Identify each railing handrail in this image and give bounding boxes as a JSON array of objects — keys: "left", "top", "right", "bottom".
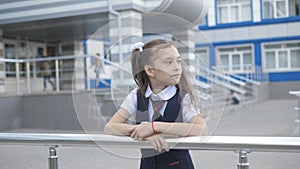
[
  {"left": 192, "top": 67, "right": 247, "bottom": 94},
  {"left": 0, "top": 54, "right": 126, "bottom": 72},
  {"left": 0, "top": 133, "right": 300, "bottom": 153},
  {"left": 0, "top": 55, "right": 82, "bottom": 63},
  {"left": 226, "top": 73, "right": 261, "bottom": 86}
]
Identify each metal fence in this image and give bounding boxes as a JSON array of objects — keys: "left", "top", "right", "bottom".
[
  {"left": 0, "top": 133, "right": 299, "bottom": 169},
  {"left": 0, "top": 55, "right": 122, "bottom": 95}
]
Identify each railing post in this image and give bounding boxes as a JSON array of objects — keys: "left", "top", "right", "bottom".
[
  {"left": 26, "top": 61, "right": 31, "bottom": 93},
  {"left": 55, "top": 59, "right": 60, "bottom": 92},
  {"left": 49, "top": 145, "right": 59, "bottom": 169},
  {"left": 15, "top": 62, "right": 21, "bottom": 95},
  {"left": 237, "top": 150, "right": 250, "bottom": 169}
]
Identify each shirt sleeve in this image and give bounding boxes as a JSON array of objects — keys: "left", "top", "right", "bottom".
[
  {"left": 120, "top": 88, "right": 138, "bottom": 116},
  {"left": 181, "top": 94, "right": 201, "bottom": 123}
]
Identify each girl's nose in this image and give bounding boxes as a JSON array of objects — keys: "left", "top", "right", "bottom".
[{"left": 174, "top": 62, "right": 181, "bottom": 70}]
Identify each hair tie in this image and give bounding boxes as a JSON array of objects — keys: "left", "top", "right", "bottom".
[{"left": 131, "top": 42, "right": 144, "bottom": 52}]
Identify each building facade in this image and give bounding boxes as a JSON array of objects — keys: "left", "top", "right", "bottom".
[
  {"left": 0, "top": 0, "right": 298, "bottom": 98},
  {"left": 195, "top": 0, "right": 300, "bottom": 98}
]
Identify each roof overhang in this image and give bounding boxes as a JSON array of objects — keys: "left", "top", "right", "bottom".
[{"left": 0, "top": 0, "right": 207, "bottom": 42}]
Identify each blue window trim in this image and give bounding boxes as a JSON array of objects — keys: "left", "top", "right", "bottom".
[
  {"left": 82, "top": 39, "right": 88, "bottom": 89},
  {"left": 254, "top": 42, "right": 262, "bottom": 67},
  {"left": 195, "top": 36, "right": 300, "bottom": 66},
  {"left": 200, "top": 0, "right": 300, "bottom": 30},
  {"left": 196, "top": 35, "right": 300, "bottom": 48},
  {"left": 82, "top": 39, "right": 87, "bottom": 55},
  {"left": 199, "top": 15, "right": 300, "bottom": 30},
  {"left": 195, "top": 36, "right": 300, "bottom": 82},
  {"left": 199, "top": 21, "right": 254, "bottom": 30}
]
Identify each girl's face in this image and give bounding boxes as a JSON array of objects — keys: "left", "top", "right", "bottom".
[{"left": 147, "top": 46, "right": 182, "bottom": 90}]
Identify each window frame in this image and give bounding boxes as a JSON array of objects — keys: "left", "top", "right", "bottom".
[
  {"left": 216, "top": 44, "right": 255, "bottom": 73},
  {"left": 195, "top": 47, "right": 210, "bottom": 69},
  {"left": 262, "top": 40, "right": 300, "bottom": 72},
  {"left": 261, "top": 0, "right": 300, "bottom": 20},
  {"left": 216, "top": 0, "right": 253, "bottom": 24}
]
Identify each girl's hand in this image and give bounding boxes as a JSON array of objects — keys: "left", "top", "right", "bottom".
[
  {"left": 145, "top": 134, "right": 169, "bottom": 152},
  {"left": 130, "top": 122, "right": 153, "bottom": 140}
]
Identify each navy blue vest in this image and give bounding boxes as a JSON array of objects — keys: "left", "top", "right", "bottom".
[{"left": 136, "top": 89, "right": 194, "bottom": 169}]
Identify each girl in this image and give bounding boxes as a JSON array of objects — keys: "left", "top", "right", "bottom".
[{"left": 104, "top": 39, "right": 208, "bottom": 169}]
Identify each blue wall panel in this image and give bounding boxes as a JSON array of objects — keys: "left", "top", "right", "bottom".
[{"left": 269, "top": 72, "right": 300, "bottom": 82}]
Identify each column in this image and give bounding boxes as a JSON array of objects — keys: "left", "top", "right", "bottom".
[
  {"left": 172, "top": 28, "right": 196, "bottom": 66},
  {"left": 60, "top": 40, "right": 85, "bottom": 90},
  {"left": 0, "top": 28, "right": 5, "bottom": 93},
  {"left": 109, "top": 10, "right": 143, "bottom": 63},
  {"left": 109, "top": 9, "right": 143, "bottom": 94},
  {"left": 73, "top": 40, "right": 85, "bottom": 90}
]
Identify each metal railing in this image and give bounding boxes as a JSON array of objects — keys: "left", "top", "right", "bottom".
[
  {"left": 0, "top": 133, "right": 300, "bottom": 169},
  {"left": 0, "top": 55, "right": 122, "bottom": 95},
  {"left": 289, "top": 90, "right": 300, "bottom": 135},
  {"left": 0, "top": 55, "right": 83, "bottom": 94},
  {"left": 1, "top": 55, "right": 262, "bottom": 98}
]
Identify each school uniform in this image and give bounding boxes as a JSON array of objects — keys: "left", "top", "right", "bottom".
[{"left": 121, "top": 85, "right": 199, "bottom": 169}]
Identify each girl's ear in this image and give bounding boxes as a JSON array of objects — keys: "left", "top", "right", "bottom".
[{"left": 144, "top": 65, "right": 155, "bottom": 78}]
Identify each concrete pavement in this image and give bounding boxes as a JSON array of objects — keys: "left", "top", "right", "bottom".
[{"left": 0, "top": 99, "right": 299, "bottom": 169}]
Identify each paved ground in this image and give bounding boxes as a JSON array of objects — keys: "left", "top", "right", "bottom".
[{"left": 0, "top": 99, "right": 299, "bottom": 169}]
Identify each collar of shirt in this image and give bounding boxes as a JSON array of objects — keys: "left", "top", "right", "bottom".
[{"left": 145, "top": 85, "right": 177, "bottom": 101}]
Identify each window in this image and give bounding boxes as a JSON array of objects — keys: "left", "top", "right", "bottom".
[
  {"left": 195, "top": 48, "right": 209, "bottom": 75},
  {"left": 262, "top": 0, "right": 299, "bottom": 19},
  {"left": 217, "top": 45, "right": 254, "bottom": 73},
  {"left": 5, "top": 44, "right": 16, "bottom": 77},
  {"left": 217, "top": 0, "right": 251, "bottom": 24},
  {"left": 196, "top": 48, "right": 209, "bottom": 69},
  {"left": 263, "top": 41, "right": 300, "bottom": 72}
]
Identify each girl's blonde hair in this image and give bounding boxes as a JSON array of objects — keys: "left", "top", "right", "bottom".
[{"left": 131, "top": 39, "right": 200, "bottom": 111}]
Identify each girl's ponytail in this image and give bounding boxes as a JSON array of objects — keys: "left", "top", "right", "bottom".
[{"left": 131, "top": 43, "right": 149, "bottom": 93}]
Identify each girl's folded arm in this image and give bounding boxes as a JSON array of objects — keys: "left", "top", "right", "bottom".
[
  {"left": 154, "top": 115, "right": 208, "bottom": 137},
  {"left": 104, "top": 108, "right": 136, "bottom": 136}
]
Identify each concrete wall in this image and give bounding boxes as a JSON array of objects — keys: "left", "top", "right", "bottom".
[
  {"left": 257, "top": 82, "right": 270, "bottom": 101},
  {"left": 21, "top": 93, "right": 82, "bottom": 130},
  {"left": 0, "top": 92, "right": 116, "bottom": 132},
  {"left": 270, "top": 81, "right": 300, "bottom": 99},
  {"left": 0, "top": 96, "right": 22, "bottom": 131},
  {"left": 1, "top": 81, "right": 298, "bottom": 132}
]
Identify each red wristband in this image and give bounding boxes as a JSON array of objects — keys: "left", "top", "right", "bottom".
[{"left": 151, "top": 121, "right": 156, "bottom": 134}]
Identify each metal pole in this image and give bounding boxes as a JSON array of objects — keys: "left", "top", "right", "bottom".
[
  {"left": 26, "top": 61, "right": 31, "bottom": 93},
  {"left": 55, "top": 59, "right": 60, "bottom": 92},
  {"left": 297, "top": 95, "right": 300, "bottom": 136},
  {"left": 237, "top": 150, "right": 250, "bottom": 169},
  {"left": 15, "top": 62, "right": 21, "bottom": 95},
  {"left": 49, "top": 145, "right": 58, "bottom": 169}
]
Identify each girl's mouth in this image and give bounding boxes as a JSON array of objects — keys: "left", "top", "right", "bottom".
[{"left": 171, "top": 74, "right": 181, "bottom": 79}]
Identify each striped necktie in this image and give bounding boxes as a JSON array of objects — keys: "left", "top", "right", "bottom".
[{"left": 151, "top": 99, "right": 166, "bottom": 121}]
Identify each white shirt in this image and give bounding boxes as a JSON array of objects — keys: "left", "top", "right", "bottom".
[
  {"left": 232, "top": 92, "right": 240, "bottom": 101},
  {"left": 120, "top": 85, "right": 200, "bottom": 122}
]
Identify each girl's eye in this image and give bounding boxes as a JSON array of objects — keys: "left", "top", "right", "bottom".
[{"left": 165, "top": 60, "right": 172, "bottom": 64}]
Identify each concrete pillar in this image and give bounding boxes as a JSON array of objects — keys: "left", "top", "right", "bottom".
[
  {"left": 60, "top": 40, "right": 85, "bottom": 90},
  {"left": 108, "top": 9, "right": 143, "bottom": 93},
  {"left": 0, "top": 28, "right": 5, "bottom": 92},
  {"left": 109, "top": 10, "right": 143, "bottom": 63},
  {"left": 172, "top": 28, "right": 196, "bottom": 66}
]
